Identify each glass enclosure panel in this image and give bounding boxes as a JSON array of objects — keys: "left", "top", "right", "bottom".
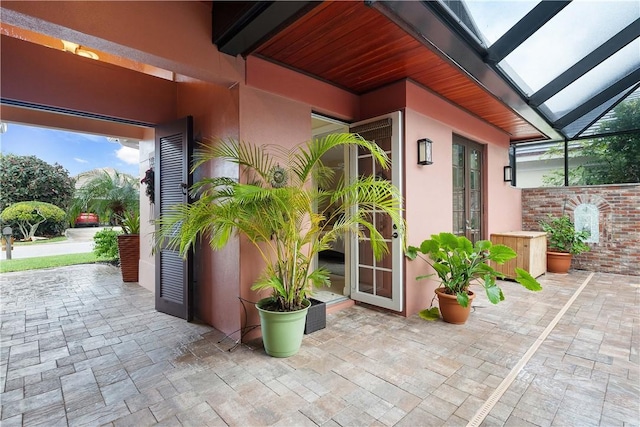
[
  {"left": 580, "top": 88, "right": 640, "bottom": 138},
  {"left": 499, "top": 1, "right": 640, "bottom": 95},
  {"left": 515, "top": 141, "right": 566, "bottom": 188},
  {"left": 462, "top": 1, "right": 538, "bottom": 46},
  {"left": 541, "top": 40, "right": 640, "bottom": 120}
]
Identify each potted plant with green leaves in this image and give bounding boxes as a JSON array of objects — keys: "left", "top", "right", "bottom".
[
  {"left": 156, "top": 133, "right": 403, "bottom": 357},
  {"left": 539, "top": 214, "right": 589, "bottom": 274},
  {"left": 117, "top": 209, "right": 140, "bottom": 282},
  {"left": 406, "top": 232, "right": 542, "bottom": 324}
]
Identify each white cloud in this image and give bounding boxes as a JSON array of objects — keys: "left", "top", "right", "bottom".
[
  {"left": 115, "top": 146, "right": 139, "bottom": 165},
  {"left": 74, "top": 157, "right": 89, "bottom": 164}
]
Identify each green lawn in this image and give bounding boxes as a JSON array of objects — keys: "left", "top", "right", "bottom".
[{"left": 0, "top": 253, "right": 117, "bottom": 273}]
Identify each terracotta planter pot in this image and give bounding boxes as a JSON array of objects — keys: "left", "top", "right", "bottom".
[
  {"left": 546, "top": 251, "right": 572, "bottom": 274},
  {"left": 435, "top": 287, "right": 476, "bottom": 324},
  {"left": 117, "top": 234, "right": 140, "bottom": 282}
]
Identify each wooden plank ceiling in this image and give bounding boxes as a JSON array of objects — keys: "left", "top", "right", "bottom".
[{"left": 254, "top": 1, "right": 546, "bottom": 143}]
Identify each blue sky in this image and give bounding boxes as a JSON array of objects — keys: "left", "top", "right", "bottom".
[{"left": 0, "top": 123, "right": 139, "bottom": 177}]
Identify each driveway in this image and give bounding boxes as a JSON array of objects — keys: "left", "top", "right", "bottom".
[
  {"left": 0, "top": 227, "right": 121, "bottom": 260},
  {"left": 0, "top": 265, "right": 638, "bottom": 426}
]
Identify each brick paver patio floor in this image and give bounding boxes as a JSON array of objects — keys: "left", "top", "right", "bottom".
[{"left": 1, "top": 264, "right": 638, "bottom": 426}]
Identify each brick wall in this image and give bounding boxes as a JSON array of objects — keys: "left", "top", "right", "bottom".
[{"left": 522, "top": 184, "right": 640, "bottom": 276}]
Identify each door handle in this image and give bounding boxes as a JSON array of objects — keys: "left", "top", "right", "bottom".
[
  {"left": 181, "top": 182, "right": 188, "bottom": 195},
  {"left": 392, "top": 232, "right": 399, "bottom": 238}
]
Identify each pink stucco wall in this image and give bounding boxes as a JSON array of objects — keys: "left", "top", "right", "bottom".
[
  {"left": 237, "top": 85, "right": 313, "bottom": 339},
  {"left": 247, "top": 56, "right": 359, "bottom": 122},
  {"left": 361, "top": 80, "right": 521, "bottom": 316},
  {"left": 174, "top": 78, "right": 242, "bottom": 336}
]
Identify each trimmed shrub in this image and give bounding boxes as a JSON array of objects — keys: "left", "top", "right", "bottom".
[{"left": 1, "top": 201, "right": 65, "bottom": 241}]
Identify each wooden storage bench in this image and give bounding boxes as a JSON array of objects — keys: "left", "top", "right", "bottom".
[{"left": 490, "top": 231, "right": 547, "bottom": 279}]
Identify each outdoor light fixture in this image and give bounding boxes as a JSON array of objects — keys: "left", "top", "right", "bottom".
[
  {"left": 61, "top": 40, "right": 99, "bottom": 60},
  {"left": 503, "top": 165, "right": 513, "bottom": 182},
  {"left": 417, "top": 138, "right": 433, "bottom": 165}
]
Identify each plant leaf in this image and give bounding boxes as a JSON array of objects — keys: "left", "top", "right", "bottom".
[
  {"left": 515, "top": 268, "right": 543, "bottom": 291},
  {"left": 418, "top": 307, "right": 440, "bottom": 321},
  {"left": 406, "top": 245, "right": 419, "bottom": 260},
  {"left": 456, "top": 291, "right": 469, "bottom": 308},
  {"left": 488, "top": 244, "right": 517, "bottom": 263},
  {"left": 420, "top": 239, "right": 439, "bottom": 254},
  {"left": 485, "top": 281, "right": 503, "bottom": 304},
  {"left": 440, "top": 233, "right": 459, "bottom": 250}
]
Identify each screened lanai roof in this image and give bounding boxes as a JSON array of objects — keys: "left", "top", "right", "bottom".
[{"left": 426, "top": 0, "right": 640, "bottom": 141}]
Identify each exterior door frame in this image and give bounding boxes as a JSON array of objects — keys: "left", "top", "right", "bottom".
[
  {"left": 452, "top": 134, "right": 486, "bottom": 243},
  {"left": 348, "top": 111, "right": 404, "bottom": 312}
]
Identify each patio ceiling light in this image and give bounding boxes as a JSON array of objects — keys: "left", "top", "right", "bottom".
[{"left": 61, "top": 40, "right": 99, "bottom": 60}]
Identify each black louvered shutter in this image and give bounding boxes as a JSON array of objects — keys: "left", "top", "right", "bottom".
[{"left": 155, "top": 117, "right": 193, "bottom": 320}]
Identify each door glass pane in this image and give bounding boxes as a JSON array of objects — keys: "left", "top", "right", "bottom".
[
  {"left": 375, "top": 212, "right": 392, "bottom": 239},
  {"left": 358, "top": 157, "right": 373, "bottom": 176},
  {"left": 470, "top": 150, "right": 480, "bottom": 169},
  {"left": 375, "top": 269, "right": 393, "bottom": 298},
  {"left": 359, "top": 267, "right": 374, "bottom": 294},
  {"left": 453, "top": 144, "right": 464, "bottom": 167},
  {"left": 470, "top": 170, "right": 480, "bottom": 190},
  {"left": 377, "top": 135, "right": 392, "bottom": 152},
  {"left": 471, "top": 191, "right": 480, "bottom": 212}
]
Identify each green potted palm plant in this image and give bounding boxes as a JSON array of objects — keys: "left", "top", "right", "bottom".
[
  {"left": 539, "top": 214, "right": 589, "bottom": 273},
  {"left": 406, "top": 232, "right": 542, "bottom": 324},
  {"left": 117, "top": 209, "right": 140, "bottom": 282},
  {"left": 156, "top": 133, "right": 403, "bottom": 357}
]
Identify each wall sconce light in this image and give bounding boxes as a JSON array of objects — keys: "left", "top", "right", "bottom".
[
  {"left": 417, "top": 138, "right": 433, "bottom": 165},
  {"left": 503, "top": 165, "right": 513, "bottom": 182}
]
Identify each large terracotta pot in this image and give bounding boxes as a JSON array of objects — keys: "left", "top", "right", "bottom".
[
  {"left": 435, "top": 288, "right": 476, "bottom": 324},
  {"left": 117, "top": 234, "right": 139, "bottom": 282},
  {"left": 546, "top": 251, "right": 572, "bottom": 274}
]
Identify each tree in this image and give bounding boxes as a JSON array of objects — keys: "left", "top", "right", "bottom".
[
  {"left": 0, "top": 154, "right": 75, "bottom": 212},
  {"left": 542, "top": 99, "right": 640, "bottom": 186},
  {"left": 72, "top": 170, "right": 139, "bottom": 225},
  {"left": 1, "top": 201, "right": 66, "bottom": 241}
]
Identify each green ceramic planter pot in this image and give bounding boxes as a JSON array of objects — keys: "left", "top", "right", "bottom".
[{"left": 256, "top": 297, "right": 310, "bottom": 358}]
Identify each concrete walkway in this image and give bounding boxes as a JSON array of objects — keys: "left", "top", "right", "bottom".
[{"left": 0, "top": 265, "right": 638, "bottom": 426}]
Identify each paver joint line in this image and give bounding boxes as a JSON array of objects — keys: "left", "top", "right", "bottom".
[{"left": 466, "top": 272, "right": 596, "bottom": 427}]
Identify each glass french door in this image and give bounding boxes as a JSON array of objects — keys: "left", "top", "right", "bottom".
[
  {"left": 453, "top": 135, "right": 483, "bottom": 244},
  {"left": 348, "top": 112, "right": 403, "bottom": 312}
]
